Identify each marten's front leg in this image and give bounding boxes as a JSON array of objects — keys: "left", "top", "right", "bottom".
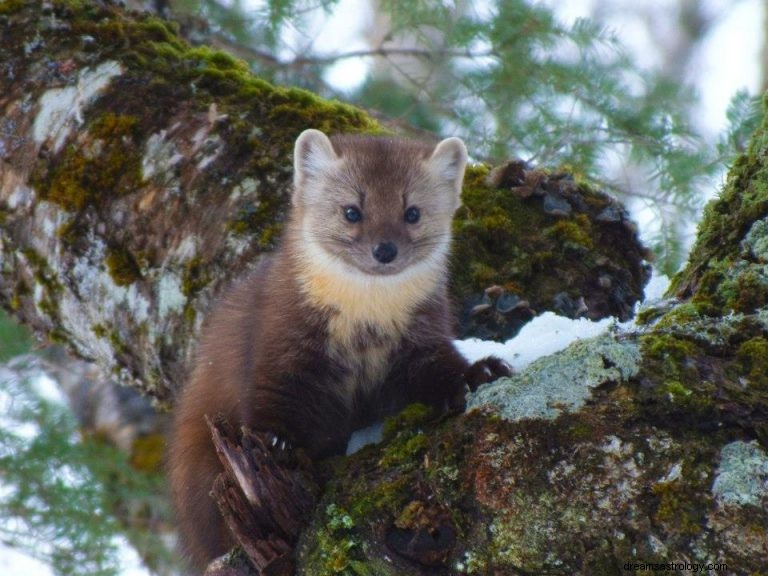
[
  {"left": 240, "top": 372, "right": 354, "bottom": 459},
  {"left": 387, "top": 339, "right": 512, "bottom": 413}
]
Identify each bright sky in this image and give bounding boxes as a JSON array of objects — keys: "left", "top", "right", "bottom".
[
  {"left": 303, "top": 0, "right": 764, "bottom": 139},
  {"left": 543, "top": 0, "right": 764, "bottom": 137}
]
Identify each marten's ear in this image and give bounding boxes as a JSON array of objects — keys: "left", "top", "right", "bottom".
[
  {"left": 293, "top": 129, "right": 338, "bottom": 193},
  {"left": 428, "top": 137, "right": 468, "bottom": 207}
]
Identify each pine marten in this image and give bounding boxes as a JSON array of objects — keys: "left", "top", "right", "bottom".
[{"left": 168, "top": 129, "right": 510, "bottom": 570}]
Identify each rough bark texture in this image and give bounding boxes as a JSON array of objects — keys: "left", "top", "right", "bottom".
[{"left": 0, "top": 1, "right": 649, "bottom": 410}]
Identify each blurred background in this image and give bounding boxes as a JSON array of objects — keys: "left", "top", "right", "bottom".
[{"left": 1, "top": 0, "right": 764, "bottom": 574}]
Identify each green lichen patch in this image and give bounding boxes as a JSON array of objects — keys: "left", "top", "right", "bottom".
[
  {"left": 741, "top": 216, "right": 768, "bottom": 261},
  {"left": 467, "top": 333, "right": 641, "bottom": 421},
  {"left": 712, "top": 440, "right": 768, "bottom": 507}
]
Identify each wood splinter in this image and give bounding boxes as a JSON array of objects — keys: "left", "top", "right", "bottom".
[{"left": 203, "top": 416, "right": 319, "bottom": 576}]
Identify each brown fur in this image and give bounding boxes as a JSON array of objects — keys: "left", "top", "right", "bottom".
[{"left": 168, "top": 131, "right": 486, "bottom": 571}]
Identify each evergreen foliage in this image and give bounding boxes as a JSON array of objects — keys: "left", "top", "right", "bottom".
[
  {"left": 171, "top": 0, "right": 761, "bottom": 273},
  {"left": 0, "top": 317, "right": 175, "bottom": 576}
]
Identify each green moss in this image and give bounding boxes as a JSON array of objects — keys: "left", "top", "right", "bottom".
[
  {"left": 725, "top": 267, "right": 768, "bottom": 313},
  {"left": 303, "top": 502, "right": 390, "bottom": 575},
  {"left": 21, "top": 249, "right": 60, "bottom": 292},
  {"left": 56, "top": 219, "right": 80, "bottom": 245},
  {"left": 381, "top": 403, "right": 434, "bottom": 441},
  {"left": 378, "top": 433, "right": 428, "bottom": 468},
  {"left": 736, "top": 337, "right": 768, "bottom": 389},
  {"left": 19, "top": 249, "right": 63, "bottom": 321},
  {"left": 109, "top": 330, "right": 128, "bottom": 356},
  {"left": 654, "top": 302, "right": 701, "bottom": 329},
  {"left": 181, "top": 257, "right": 210, "bottom": 298},
  {"left": 642, "top": 333, "right": 700, "bottom": 381},
  {"left": 8, "top": 294, "right": 22, "bottom": 311},
  {"left": 544, "top": 214, "right": 593, "bottom": 249},
  {"left": 105, "top": 247, "right": 142, "bottom": 286},
  {"left": 0, "top": 0, "right": 24, "bottom": 15},
  {"left": 36, "top": 113, "right": 145, "bottom": 212},
  {"left": 348, "top": 476, "right": 411, "bottom": 520},
  {"left": 451, "top": 164, "right": 648, "bottom": 330},
  {"left": 651, "top": 476, "right": 705, "bottom": 536},
  {"left": 566, "top": 420, "right": 595, "bottom": 442},
  {"left": 91, "top": 323, "right": 108, "bottom": 338},
  {"left": 48, "top": 327, "right": 70, "bottom": 345},
  {"left": 9, "top": 280, "right": 30, "bottom": 312}
]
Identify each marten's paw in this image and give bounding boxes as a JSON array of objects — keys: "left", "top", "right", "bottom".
[
  {"left": 264, "top": 430, "right": 293, "bottom": 452},
  {"left": 261, "top": 430, "right": 302, "bottom": 467},
  {"left": 465, "top": 356, "right": 513, "bottom": 391}
]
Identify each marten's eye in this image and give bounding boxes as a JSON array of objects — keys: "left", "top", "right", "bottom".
[
  {"left": 344, "top": 206, "right": 362, "bottom": 223},
  {"left": 404, "top": 206, "right": 420, "bottom": 224}
]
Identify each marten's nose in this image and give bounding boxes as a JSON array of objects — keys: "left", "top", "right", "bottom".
[{"left": 372, "top": 242, "right": 398, "bottom": 263}]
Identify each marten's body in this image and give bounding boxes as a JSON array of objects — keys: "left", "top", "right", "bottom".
[{"left": 169, "top": 130, "right": 507, "bottom": 570}]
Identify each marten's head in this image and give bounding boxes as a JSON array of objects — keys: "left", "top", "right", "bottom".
[{"left": 291, "top": 129, "right": 467, "bottom": 279}]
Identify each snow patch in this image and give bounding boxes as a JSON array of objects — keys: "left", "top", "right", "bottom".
[
  {"left": 32, "top": 61, "right": 123, "bottom": 153},
  {"left": 346, "top": 422, "right": 384, "bottom": 455},
  {"left": 642, "top": 272, "right": 671, "bottom": 303},
  {"left": 0, "top": 544, "right": 53, "bottom": 576},
  {"left": 456, "top": 312, "right": 614, "bottom": 371}
]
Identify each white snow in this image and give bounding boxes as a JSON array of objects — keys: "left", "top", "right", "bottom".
[
  {"left": 456, "top": 272, "right": 670, "bottom": 370},
  {"left": 455, "top": 312, "right": 615, "bottom": 371},
  {"left": 0, "top": 545, "right": 54, "bottom": 576}
]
